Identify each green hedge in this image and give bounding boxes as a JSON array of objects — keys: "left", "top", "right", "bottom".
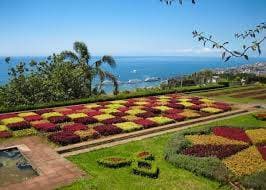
[
  {"left": 0, "top": 84, "right": 225, "bottom": 114},
  {"left": 132, "top": 160, "right": 159, "bottom": 178},
  {"left": 97, "top": 157, "right": 132, "bottom": 168}
]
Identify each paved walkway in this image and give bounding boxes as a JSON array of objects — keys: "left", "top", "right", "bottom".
[{"left": 0, "top": 136, "right": 86, "bottom": 190}]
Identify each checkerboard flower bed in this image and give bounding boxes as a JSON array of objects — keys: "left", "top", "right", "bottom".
[
  {"left": 93, "top": 125, "right": 122, "bottom": 136},
  {"left": 74, "top": 128, "right": 100, "bottom": 141},
  {"left": 134, "top": 119, "right": 158, "bottom": 129},
  {"left": 0, "top": 93, "right": 232, "bottom": 146},
  {"left": 114, "top": 122, "right": 143, "bottom": 132},
  {"left": 63, "top": 123, "right": 88, "bottom": 133},
  {"left": 73, "top": 116, "right": 98, "bottom": 124},
  {"left": 7, "top": 121, "right": 31, "bottom": 131},
  {"left": 0, "top": 131, "right": 12, "bottom": 138},
  {"left": 48, "top": 116, "right": 70, "bottom": 124},
  {"left": 48, "top": 131, "right": 81, "bottom": 146}
]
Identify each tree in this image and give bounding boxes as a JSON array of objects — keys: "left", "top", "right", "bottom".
[{"left": 60, "top": 42, "right": 118, "bottom": 95}]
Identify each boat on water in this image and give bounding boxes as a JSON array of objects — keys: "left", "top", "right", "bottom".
[
  {"left": 144, "top": 77, "right": 160, "bottom": 82},
  {"left": 127, "top": 79, "right": 142, "bottom": 84}
]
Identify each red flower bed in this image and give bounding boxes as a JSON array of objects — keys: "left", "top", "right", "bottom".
[
  {"left": 102, "top": 117, "right": 127, "bottom": 124},
  {"left": 73, "top": 116, "right": 98, "bottom": 124},
  {"left": 164, "top": 114, "right": 186, "bottom": 121},
  {"left": 48, "top": 116, "right": 70, "bottom": 124},
  {"left": 24, "top": 115, "right": 43, "bottom": 122},
  {"left": 111, "top": 112, "right": 128, "bottom": 117},
  {"left": 212, "top": 104, "right": 231, "bottom": 111},
  {"left": 86, "top": 110, "right": 102, "bottom": 117},
  {"left": 0, "top": 113, "right": 18, "bottom": 120},
  {"left": 48, "top": 131, "right": 81, "bottom": 145},
  {"left": 189, "top": 100, "right": 203, "bottom": 105},
  {"left": 142, "top": 107, "right": 161, "bottom": 114},
  {"left": 33, "top": 122, "right": 60, "bottom": 132},
  {"left": 258, "top": 145, "right": 266, "bottom": 160},
  {"left": 66, "top": 105, "right": 86, "bottom": 111},
  {"left": 91, "top": 106, "right": 106, "bottom": 111},
  {"left": 124, "top": 102, "right": 135, "bottom": 107},
  {"left": 212, "top": 127, "right": 251, "bottom": 143},
  {"left": 59, "top": 110, "right": 76, "bottom": 115},
  {"left": 63, "top": 123, "right": 88, "bottom": 133},
  {"left": 93, "top": 125, "right": 122, "bottom": 136},
  {"left": 7, "top": 121, "right": 31, "bottom": 131},
  {"left": 97, "top": 102, "right": 109, "bottom": 106},
  {"left": 164, "top": 109, "right": 183, "bottom": 114},
  {"left": 134, "top": 119, "right": 157, "bottom": 128},
  {"left": 35, "top": 109, "right": 53, "bottom": 115},
  {"left": 118, "top": 107, "right": 129, "bottom": 112},
  {"left": 166, "top": 103, "right": 185, "bottom": 109},
  {"left": 136, "top": 112, "right": 155, "bottom": 118},
  {"left": 189, "top": 105, "right": 202, "bottom": 111},
  {"left": 182, "top": 144, "right": 248, "bottom": 159},
  {"left": 0, "top": 131, "right": 12, "bottom": 138}
]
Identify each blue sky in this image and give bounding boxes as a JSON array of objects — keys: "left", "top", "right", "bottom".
[{"left": 0, "top": 0, "right": 265, "bottom": 56}]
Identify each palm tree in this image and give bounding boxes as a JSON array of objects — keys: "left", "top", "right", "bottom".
[{"left": 60, "top": 41, "right": 118, "bottom": 95}]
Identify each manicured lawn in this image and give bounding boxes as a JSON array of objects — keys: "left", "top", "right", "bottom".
[{"left": 59, "top": 113, "right": 265, "bottom": 190}]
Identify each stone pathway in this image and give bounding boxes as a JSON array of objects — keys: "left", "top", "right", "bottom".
[{"left": 0, "top": 136, "right": 85, "bottom": 190}]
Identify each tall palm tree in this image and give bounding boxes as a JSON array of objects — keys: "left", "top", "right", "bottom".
[{"left": 60, "top": 41, "right": 118, "bottom": 95}]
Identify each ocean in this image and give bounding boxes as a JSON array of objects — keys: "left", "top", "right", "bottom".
[{"left": 1, "top": 56, "right": 266, "bottom": 92}]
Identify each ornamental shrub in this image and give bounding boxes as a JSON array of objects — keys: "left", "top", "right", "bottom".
[
  {"left": 133, "top": 119, "right": 157, "bottom": 129},
  {"left": 18, "top": 112, "right": 37, "bottom": 117},
  {"left": 164, "top": 109, "right": 183, "bottom": 114},
  {"left": 136, "top": 112, "right": 155, "bottom": 118},
  {"left": 73, "top": 116, "right": 98, "bottom": 124},
  {"left": 67, "top": 113, "right": 88, "bottom": 120},
  {"left": 97, "top": 157, "right": 132, "bottom": 168},
  {"left": 35, "top": 108, "right": 53, "bottom": 115},
  {"left": 48, "top": 116, "right": 71, "bottom": 124},
  {"left": 74, "top": 128, "right": 100, "bottom": 140},
  {"left": 24, "top": 115, "right": 43, "bottom": 122},
  {"left": 48, "top": 131, "right": 81, "bottom": 145},
  {"left": 0, "top": 131, "right": 12, "bottom": 138},
  {"left": 164, "top": 114, "right": 186, "bottom": 121},
  {"left": 32, "top": 122, "right": 60, "bottom": 132},
  {"left": 93, "top": 114, "right": 115, "bottom": 121},
  {"left": 93, "top": 125, "right": 122, "bottom": 136},
  {"left": 63, "top": 123, "right": 88, "bottom": 133},
  {"left": 111, "top": 111, "right": 128, "bottom": 117},
  {"left": 41, "top": 112, "right": 63, "bottom": 119},
  {"left": 166, "top": 103, "right": 185, "bottom": 109},
  {"left": 7, "top": 121, "right": 31, "bottom": 131},
  {"left": 13, "top": 128, "right": 38, "bottom": 137},
  {"left": 0, "top": 113, "right": 18, "bottom": 120},
  {"left": 142, "top": 107, "right": 161, "bottom": 114},
  {"left": 114, "top": 122, "right": 143, "bottom": 132},
  {"left": 1, "top": 117, "right": 25, "bottom": 125},
  {"left": 132, "top": 160, "right": 159, "bottom": 178},
  {"left": 147, "top": 116, "right": 174, "bottom": 125},
  {"left": 101, "top": 117, "right": 127, "bottom": 125}
]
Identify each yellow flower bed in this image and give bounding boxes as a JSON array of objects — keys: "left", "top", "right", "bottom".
[
  {"left": 200, "top": 98, "right": 215, "bottom": 103},
  {"left": 125, "top": 109, "right": 146, "bottom": 115},
  {"left": 18, "top": 112, "right": 37, "bottom": 117},
  {"left": 30, "top": 120, "right": 48, "bottom": 125},
  {"left": 134, "top": 101, "right": 149, "bottom": 106},
  {"left": 157, "top": 95, "right": 170, "bottom": 99},
  {"left": 110, "top": 100, "right": 127, "bottom": 104},
  {"left": 74, "top": 128, "right": 98, "bottom": 140},
  {"left": 0, "top": 125, "right": 8, "bottom": 132},
  {"left": 105, "top": 104, "right": 125, "bottom": 109},
  {"left": 67, "top": 113, "right": 88, "bottom": 119},
  {"left": 154, "top": 106, "right": 172, "bottom": 112},
  {"left": 122, "top": 115, "right": 140, "bottom": 121},
  {"left": 180, "top": 110, "right": 200, "bottom": 118},
  {"left": 185, "top": 134, "right": 248, "bottom": 145},
  {"left": 201, "top": 107, "right": 223, "bottom": 114},
  {"left": 223, "top": 146, "right": 266, "bottom": 176},
  {"left": 130, "top": 106, "right": 145, "bottom": 110},
  {"left": 157, "top": 99, "right": 170, "bottom": 103},
  {"left": 84, "top": 104, "right": 101, "bottom": 109},
  {"left": 178, "top": 98, "right": 190, "bottom": 102},
  {"left": 87, "top": 123, "right": 103, "bottom": 128},
  {"left": 1, "top": 117, "right": 25, "bottom": 125},
  {"left": 41, "top": 112, "right": 63, "bottom": 119},
  {"left": 179, "top": 102, "right": 195, "bottom": 108},
  {"left": 100, "top": 108, "right": 119, "bottom": 114},
  {"left": 246, "top": 128, "right": 266, "bottom": 145},
  {"left": 114, "top": 122, "right": 142, "bottom": 132},
  {"left": 148, "top": 116, "right": 174, "bottom": 125},
  {"left": 93, "top": 114, "right": 114, "bottom": 121}
]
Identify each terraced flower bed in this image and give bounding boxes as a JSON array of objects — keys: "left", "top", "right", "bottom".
[
  {"left": 0, "top": 94, "right": 232, "bottom": 146},
  {"left": 165, "top": 125, "right": 266, "bottom": 189}
]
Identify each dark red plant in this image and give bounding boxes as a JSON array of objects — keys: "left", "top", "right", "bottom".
[
  {"left": 63, "top": 123, "right": 88, "bottom": 133},
  {"left": 24, "top": 115, "right": 43, "bottom": 122},
  {"left": 48, "top": 116, "right": 71, "bottom": 124},
  {"left": 35, "top": 109, "right": 53, "bottom": 115},
  {"left": 212, "top": 126, "right": 251, "bottom": 143},
  {"left": 166, "top": 103, "right": 185, "bottom": 109},
  {"left": 33, "top": 122, "right": 60, "bottom": 132},
  {"left": 111, "top": 112, "right": 128, "bottom": 117},
  {"left": 73, "top": 116, "right": 98, "bottom": 124},
  {"left": 93, "top": 125, "right": 122, "bottom": 136},
  {"left": 258, "top": 145, "right": 266, "bottom": 160},
  {"left": 164, "top": 114, "right": 186, "bottom": 121},
  {"left": 189, "top": 105, "right": 202, "bottom": 111},
  {"left": 136, "top": 112, "right": 155, "bottom": 118},
  {"left": 0, "top": 113, "right": 18, "bottom": 120},
  {"left": 182, "top": 144, "right": 248, "bottom": 159},
  {"left": 0, "top": 131, "right": 12, "bottom": 138},
  {"left": 102, "top": 117, "right": 127, "bottom": 124},
  {"left": 164, "top": 109, "right": 183, "bottom": 114},
  {"left": 134, "top": 119, "right": 157, "bottom": 128},
  {"left": 142, "top": 107, "right": 161, "bottom": 114},
  {"left": 48, "top": 131, "right": 81, "bottom": 145},
  {"left": 86, "top": 110, "right": 102, "bottom": 117},
  {"left": 7, "top": 121, "right": 31, "bottom": 131}
]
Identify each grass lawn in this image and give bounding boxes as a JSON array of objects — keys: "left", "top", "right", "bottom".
[{"left": 59, "top": 113, "right": 265, "bottom": 190}]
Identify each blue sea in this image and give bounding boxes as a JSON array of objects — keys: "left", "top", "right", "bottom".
[{"left": 1, "top": 56, "right": 266, "bottom": 92}]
